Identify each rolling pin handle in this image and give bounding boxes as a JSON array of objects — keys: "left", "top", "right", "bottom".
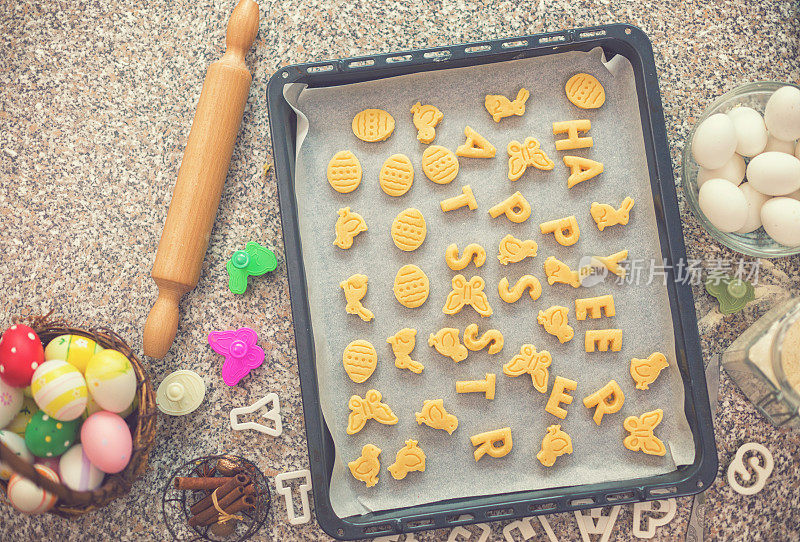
[
  {"left": 224, "top": 0, "right": 259, "bottom": 63},
  {"left": 143, "top": 285, "right": 185, "bottom": 359}
]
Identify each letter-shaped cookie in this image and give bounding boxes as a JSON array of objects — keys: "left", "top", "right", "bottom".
[
  {"left": 379, "top": 154, "right": 414, "bottom": 196},
  {"left": 463, "top": 324, "right": 503, "bottom": 354},
  {"left": 445, "top": 243, "right": 486, "bottom": 270},
  {"left": 334, "top": 207, "right": 367, "bottom": 249},
  {"left": 488, "top": 192, "right": 531, "bottom": 223},
  {"left": 544, "top": 256, "right": 581, "bottom": 288},
  {"left": 443, "top": 274, "right": 493, "bottom": 317},
  {"left": 428, "top": 328, "right": 468, "bottom": 362},
  {"left": 552, "top": 120, "right": 593, "bottom": 151},
  {"left": 485, "top": 88, "right": 529, "bottom": 122},
  {"left": 591, "top": 197, "right": 635, "bottom": 231},
  {"left": 415, "top": 399, "right": 458, "bottom": 434},
  {"left": 564, "top": 156, "right": 604, "bottom": 188},
  {"left": 540, "top": 216, "right": 580, "bottom": 246},
  {"left": 441, "top": 185, "right": 478, "bottom": 212},
  {"left": 537, "top": 425, "right": 573, "bottom": 467},
  {"left": 421, "top": 145, "right": 459, "bottom": 184},
  {"left": 575, "top": 294, "right": 615, "bottom": 320},
  {"left": 593, "top": 250, "right": 629, "bottom": 278},
  {"left": 470, "top": 427, "right": 513, "bottom": 460},
  {"left": 583, "top": 380, "right": 625, "bottom": 425},
  {"left": 347, "top": 389, "right": 398, "bottom": 435},
  {"left": 393, "top": 264, "right": 430, "bottom": 308},
  {"left": 391, "top": 208, "right": 427, "bottom": 251},
  {"left": 585, "top": 329, "right": 623, "bottom": 352},
  {"left": 327, "top": 150, "right": 362, "bottom": 193},
  {"left": 340, "top": 274, "right": 374, "bottom": 322},
  {"left": 342, "top": 339, "right": 377, "bottom": 383},
  {"left": 565, "top": 73, "right": 605, "bottom": 109},
  {"left": 507, "top": 137, "right": 555, "bottom": 181},
  {"left": 630, "top": 352, "right": 669, "bottom": 390},
  {"left": 388, "top": 439, "right": 426, "bottom": 480},
  {"left": 352, "top": 108, "right": 395, "bottom": 142},
  {"left": 410, "top": 102, "right": 443, "bottom": 144},
  {"left": 623, "top": 409, "right": 666, "bottom": 456},
  {"left": 456, "top": 373, "right": 496, "bottom": 400},
  {"left": 503, "top": 344, "right": 551, "bottom": 393},
  {"left": 456, "top": 126, "right": 496, "bottom": 158},
  {"left": 387, "top": 328, "right": 424, "bottom": 374},
  {"left": 537, "top": 306, "right": 574, "bottom": 343},
  {"left": 498, "top": 234, "right": 537, "bottom": 265},
  {"left": 348, "top": 443, "right": 382, "bottom": 487},
  {"left": 498, "top": 275, "right": 542, "bottom": 303},
  {"left": 545, "top": 376, "right": 577, "bottom": 419}
]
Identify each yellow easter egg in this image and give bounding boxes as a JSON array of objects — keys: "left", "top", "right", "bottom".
[
  {"left": 379, "top": 154, "right": 414, "bottom": 196},
  {"left": 327, "top": 150, "right": 362, "bottom": 193},
  {"left": 85, "top": 350, "right": 136, "bottom": 414},
  {"left": 342, "top": 340, "right": 377, "bottom": 384},
  {"left": 393, "top": 264, "right": 430, "bottom": 308},
  {"left": 352, "top": 109, "right": 395, "bottom": 142},
  {"left": 391, "top": 208, "right": 427, "bottom": 251},
  {"left": 44, "top": 334, "right": 102, "bottom": 374},
  {"left": 31, "top": 360, "right": 88, "bottom": 422},
  {"left": 421, "top": 145, "right": 459, "bottom": 184}
]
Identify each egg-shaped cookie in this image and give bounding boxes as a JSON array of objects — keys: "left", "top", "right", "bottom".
[
  {"left": 327, "top": 151, "right": 362, "bottom": 193},
  {"left": 342, "top": 340, "right": 377, "bottom": 383},
  {"left": 352, "top": 109, "right": 395, "bottom": 142},
  {"left": 379, "top": 154, "right": 414, "bottom": 196},
  {"left": 421, "top": 146, "right": 459, "bottom": 184},
  {"left": 391, "top": 208, "right": 427, "bottom": 251},
  {"left": 565, "top": 73, "right": 605, "bottom": 109},
  {"left": 393, "top": 264, "right": 430, "bottom": 308}
]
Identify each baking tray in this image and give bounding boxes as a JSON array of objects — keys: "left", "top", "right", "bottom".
[{"left": 267, "top": 24, "right": 717, "bottom": 540}]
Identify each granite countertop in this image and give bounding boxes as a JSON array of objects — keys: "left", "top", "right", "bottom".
[{"left": 1, "top": 0, "right": 799, "bottom": 540}]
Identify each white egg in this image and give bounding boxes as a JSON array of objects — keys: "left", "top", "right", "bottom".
[
  {"left": 727, "top": 106, "right": 768, "bottom": 157},
  {"left": 698, "top": 178, "right": 748, "bottom": 232},
  {"left": 59, "top": 444, "right": 104, "bottom": 492},
  {"left": 696, "top": 154, "right": 746, "bottom": 187},
  {"left": 746, "top": 152, "right": 800, "bottom": 195},
  {"left": 736, "top": 183, "right": 771, "bottom": 233},
  {"left": 0, "top": 430, "right": 33, "bottom": 480},
  {"left": 764, "top": 134, "right": 796, "bottom": 154},
  {"left": 692, "top": 113, "right": 738, "bottom": 169},
  {"left": 788, "top": 188, "right": 800, "bottom": 201},
  {"left": 761, "top": 197, "right": 800, "bottom": 247},
  {"left": 764, "top": 86, "right": 800, "bottom": 142}
]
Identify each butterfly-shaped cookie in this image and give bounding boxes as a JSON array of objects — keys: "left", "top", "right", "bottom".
[
  {"left": 347, "top": 389, "right": 398, "bottom": 435},
  {"left": 507, "top": 137, "right": 555, "bottom": 181},
  {"left": 503, "top": 344, "right": 551, "bottom": 393},
  {"left": 623, "top": 409, "right": 666, "bottom": 456},
  {"left": 443, "top": 274, "right": 492, "bottom": 317}
]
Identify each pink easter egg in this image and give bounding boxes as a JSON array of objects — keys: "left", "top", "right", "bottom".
[
  {"left": 80, "top": 412, "right": 132, "bottom": 474},
  {"left": 7, "top": 464, "right": 59, "bottom": 514}
]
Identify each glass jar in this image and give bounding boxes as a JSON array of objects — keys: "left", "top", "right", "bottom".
[{"left": 722, "top": 297, "right": 800, "bottom": 427}]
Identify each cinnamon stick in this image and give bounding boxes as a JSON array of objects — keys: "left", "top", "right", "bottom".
[
  {"left": 174, "top": 476, "right": 234, "bottom": 490},
  {"left": 188, "top": 485, "right": 246, "bottom": 527},
  {"left": 195, "top": 495, "right": 255, "bottom": 527},
  {"left": 189, "top": 473, "right": 249, "bottom": 515}
]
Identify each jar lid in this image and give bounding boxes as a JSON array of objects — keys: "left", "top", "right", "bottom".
[{"left": 156, "top": 370, "right": 206, "bottom": 416}]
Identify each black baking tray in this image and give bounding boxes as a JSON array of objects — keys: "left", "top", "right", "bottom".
[{"left": 267, "top": 24, "right": 717, "bottom": 540}]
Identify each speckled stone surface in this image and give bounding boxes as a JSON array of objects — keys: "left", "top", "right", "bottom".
[{"left": 1, "top": 0, "right": 799, "bottom": 540}]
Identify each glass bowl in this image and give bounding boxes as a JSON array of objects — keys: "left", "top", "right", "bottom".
[{"left": 682, "top": 81, "right": 800, "bottom": 258}]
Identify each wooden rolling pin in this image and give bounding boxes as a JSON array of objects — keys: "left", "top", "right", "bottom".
[{"left": 144, "top": 0, "right": 259, "bottom": 359}]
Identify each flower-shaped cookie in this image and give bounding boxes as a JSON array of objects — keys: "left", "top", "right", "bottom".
[{"left": 208, "top": 327, "right": 265, "bottom": 386}]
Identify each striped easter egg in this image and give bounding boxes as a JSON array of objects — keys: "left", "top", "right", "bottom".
[
  {"left": 393, "top": 264, "right": 430, "bottom": 308},
  {"left": 7, "top": 464, "right": 59, "bottom": 514},
  {"left": 391, "top": 208, "right": 427, "bottom": 251},
  {"left": 31, "top": 360, "right": 88, "bottom": 422},
  {"left": 59, "top": 444, "right": 104, "bottom": 492},
  {"left": 342, "top": 340, "right": 377, "bottom": 384}
]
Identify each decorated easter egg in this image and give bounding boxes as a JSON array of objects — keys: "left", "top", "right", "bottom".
[
  {"left": 0, "top": 430, "right": 33, "bottom": 480},
  {"left": 0, "top": 377, "right": 24, "bottom": 428},
  {"left": 44, "top": 334, "right": 102, "bottom": 374},
  {"left": 6, "top": 396, "right": 38, "bottom": 437},
  {"left": 393, "top": 264, "right": 430, "bottom": 308},
  {"left": 326, "top": 151, "right": 362, "bottom": 193},
  {"left": 7, "top": 464, "right": 59, "bottom": 514},
  {"left": 59, "top": 444, "right": 104, "bottom": 492},
  {"left": 25, "top": 410, "right": 80, "bottom": 458},
  {"left": 352, "top": 109, "right": 395, "bottom": 142},
  {"left": 81, "top": 412, "right": 131, "bottom": 474},
  {"left": 31, "top": 360, "right": 88, "bottom": 421},
  {"left": 391, "top": 208, "right": 427, "bottom": 251},
  {"left": 0, "top": 324, "right": 45, "bottom": 388},
  {"left": 342, "top": 340, "right": 377, "bottom": 384},
  {"left": 85, "top": 349, "right": 136, "bottom": 413}
]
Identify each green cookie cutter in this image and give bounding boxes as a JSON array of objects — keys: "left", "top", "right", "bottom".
[
  {"left": 705, "top": 274, "right": 755, "bottom": 314},
  {"left": 226, "top": 242, "right": 277, "bottom": 294}
]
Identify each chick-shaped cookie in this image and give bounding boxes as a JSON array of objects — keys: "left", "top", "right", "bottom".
[
  {"left": 348, "top": 444, "right": 382, "bottom": 487},
  {"left": 387, "top": 439, "right": 426, "bottom": 480},
  {"left": 340, "top": 274, "right": 374, "bottom": 322},
  {"left": 415, "top": 399, "right": 459, "bottom": 434},
  {"left": 428, "top": 328, "right": 468, "bottom": 362},
  {"left": 536, "top": 424, "right": 573, "bottom": 467},
  {"left": 411, "top": 102, "right": 443, "bottom": 144},
  {"left": 544, "top": 256, "right": 582, "bottom": 288},
  {"left": 537, "top": 306, "right": 574, "bottom": 344},
  {"left": 630, "top": 352, "right": 669, "bottom": 390},
  {"left": 498, "top": 234, "right": 537, "bottom": 265},
  {"left": 334, "top": 207, "right": 367, "bottom": 249},
  {"left": 387, "top": 328, "right": 424, "bottom": 374}
]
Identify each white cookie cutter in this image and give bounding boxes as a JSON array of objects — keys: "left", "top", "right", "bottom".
[
  {"left": 230, "top": 393, "right": 282, "bottom": 436},
  {"left": 633, "top": 498, "right": 677, "bottom": 538},
  {"left": 447, "top": 514, "right": 490, "bottom": 542},
  {"left": 503, "top": 515, "right": 558, "bottom": 542},
  {"left": 727, "top": 442, "right": 774, "bottom": 495},
  {"left": 574, "top": 506, "right": 621, "bottom": 542},
  {"left": 274, "top": 468, "right": 312, "bottom": 525}
]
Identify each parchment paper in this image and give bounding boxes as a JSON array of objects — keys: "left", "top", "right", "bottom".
[{"left": 286, "top": 48, "right": 696, "bottom": 518}]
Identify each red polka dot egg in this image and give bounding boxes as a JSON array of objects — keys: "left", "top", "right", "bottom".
[{"left": 0, "top": 325, "right": 44, "bottom": 388}]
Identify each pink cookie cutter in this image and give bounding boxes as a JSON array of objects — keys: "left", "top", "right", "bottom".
[{"left": 208, "top": 327, "right": 265, "bottom": 386}]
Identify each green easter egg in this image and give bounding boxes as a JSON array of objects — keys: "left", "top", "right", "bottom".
[{"left": 24, "top": 410, "right": 80, "bottom": 458}]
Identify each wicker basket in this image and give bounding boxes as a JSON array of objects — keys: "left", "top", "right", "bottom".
[{"left": 0, "top": 314, "right": 157, "bottom": 517}]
